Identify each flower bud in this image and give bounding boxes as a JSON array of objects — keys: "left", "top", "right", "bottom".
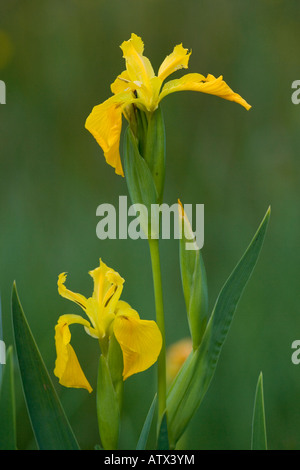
[{"left": 178, "top": 200, "right": 208, "bottom": 349}]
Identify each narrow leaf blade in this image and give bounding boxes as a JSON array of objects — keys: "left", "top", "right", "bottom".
[
  {"left": 11, "top": 282, "right": 80, "bottom": 450},
  {"left": 167, "top": 208, "right": 271, "bottom": 447},
  {"left": 251, "top": 372, "right": 267, "bottom": 450},
  {"left": 157, "top": 411, "right": 169, "bottom": 450},
  {"left": 136, "top": 394, "right": 157, "bottom": 450}
]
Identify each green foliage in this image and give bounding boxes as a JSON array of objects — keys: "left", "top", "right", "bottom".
[
  {"left": 136, "top": 394, "right": 157, "bottom": 450},
  {"left": 167, "top": 208, "right": 270, "bottom": 448},
  {"left": 2, "top": 0, "right": 297, "bottom": 449},
  {"left": 123, "top": 127, "right": 159, "bottom": 238},
  {"left": 179, "top": 211, "right": 208, "bottom": 349},
  {"left": 97, "top": 354, "right": 120, "bottom": 450},
  {"left": 157, "top": 411, "right": 170, "bottom": 450},
  {"left": 251, "top": 372, "right": 267, "bottom": 450},
  {"left": 11, "top": 283, "right": 80, "bottom": 450},
  {"left": 143, "top": 107, "right": 166, "bottom": 205}
]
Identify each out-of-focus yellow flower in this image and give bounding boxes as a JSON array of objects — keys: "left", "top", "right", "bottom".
[
  {"left": 166, "top": 338, "right": 193, "bottom": 386},
  {"left": 54, "top": 259, "right": 162, "bottom": 392},
  {"left": 85, "top": 33, "right": 251, "bottom": 176}
]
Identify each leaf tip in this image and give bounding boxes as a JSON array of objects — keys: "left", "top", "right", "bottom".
[{"left": 12, "top": 280, "right": 17, "bottom": 295}]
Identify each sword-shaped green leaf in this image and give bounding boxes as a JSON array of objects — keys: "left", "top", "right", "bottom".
[
  {"left": 156, "top": 410, "right": 169, "bottom": 450},
  {"left": 167, "top": 207, "right": 270, "bottom": 448},
  {"left": 11, "top": 282, "right": 80, "bottom": 450},
  {"left": 251, "top": 372, "right": 267, "bottom": 450},
  {"left": 136, "top": 394, "right": 157, "bottom": 450}
]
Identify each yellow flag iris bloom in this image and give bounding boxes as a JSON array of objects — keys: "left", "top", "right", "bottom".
[
  {"left": 54, "top": 259, "right": 162, "bottom": 392},
  {"left": 85, "top": 33, "right": 251, "bottom": 176}
]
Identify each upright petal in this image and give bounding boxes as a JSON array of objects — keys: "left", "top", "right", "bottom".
[
  {"left": 159, "top": 73, "right": 251, "bottom": 110},
  {"left": 113, "top": 307, "right": 162, "bottom": 380},
  {"left": 88, "top": 260, "right": 125, "bottom": 336},
  {"left": 54, "top": 314, "right": 93, "bottom": 393},
  {"left": 89, "top": 259, "right": 112, "bottom": 304},
  {"left": 89, "top": 259, "right": 125, "bottom": 312},
  {"left": 120, "top": 33, "right": 155, "bottom": 90},
  {"left": 158, "top": 44, "right": 191, "bottom": 82}
]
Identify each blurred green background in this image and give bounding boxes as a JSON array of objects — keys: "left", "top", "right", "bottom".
[{"left": 1, "top": 0, "right": 300, "bottom": 450}]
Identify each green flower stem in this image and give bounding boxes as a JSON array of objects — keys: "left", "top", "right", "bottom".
[{"left": 148, "top": 238, "right": 166, "bottom": 428}]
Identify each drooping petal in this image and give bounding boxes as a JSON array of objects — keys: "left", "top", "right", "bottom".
[
  {"left": 113, "top": 307, "right": 162, "bottom": 380},
  {"left": 54, "top": 314, "right": 93, "bottom": 393},
  {"left": 158, "top": 43, "right": 191, "bottom": 82},
  {"left": 120, "top": 33, "right": 155, "bottom": 88},
  {"left": 58, "top": 272, "right": 100, "bottom": 332},
  {"left": 159, "top": 73, "right": 251, "bottom": 110},
  {"left": 85, "top": 94, "right": 127, "bottom": 176},
  {"left": 58, "top": 273, "right": 88, "bottom": 312}
]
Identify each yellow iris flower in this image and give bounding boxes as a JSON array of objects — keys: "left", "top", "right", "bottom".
[
  {"left": 85, "top": 33, "right": 251, "bottom": 177},
  {"left": 54, "top": 259, "right": 162, "bottom": 392}
]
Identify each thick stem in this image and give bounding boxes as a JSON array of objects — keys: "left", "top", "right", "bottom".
[{"left": 148, "top": 238, "right": 166, "bottom": 428}]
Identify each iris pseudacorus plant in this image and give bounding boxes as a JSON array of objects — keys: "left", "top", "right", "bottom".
[
  {"left": 85, "top": 32, "right": 251, "bottom": 176},
  {"left": 54, "top": 259, "right": 162, "bottom": 392}
]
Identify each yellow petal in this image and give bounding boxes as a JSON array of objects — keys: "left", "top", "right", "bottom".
[
  {"left": 85, "top": 94, "right": 126, "bottom": 176},
  {"left": 89, "top": 259, "right": 111, "bottom": 304},
  {"left": 111, "top": 70, "right": 136, "bottom": 95},
  {"left": 85, "top": 297, "right": 105, "bottom": 338},
  {"left": 158, "top": 43, "right": 191, "bottom": 82},
  {"left": 89, "top": 259, "right": 124, "bottom": 313},
  {"left": 54, "top": 314, "right": 93, "bottom": 393},
  {"left": 147, "top": 76, "right": 163, "bottom": 111},
  {"left": 58, "top": 272, "right": 100, "bottom": 333},
  {"left": 58, "top": 273, "right": 88, "bottom": 312},
  {"left": 113, "top": 307, "right": 162, "bottom": 380},
  {"left": 159, "top": 73, "right": 251, "bottom": 110},
  {"left": 120, "top": 33, "right": 155, "bottom": 90}
]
